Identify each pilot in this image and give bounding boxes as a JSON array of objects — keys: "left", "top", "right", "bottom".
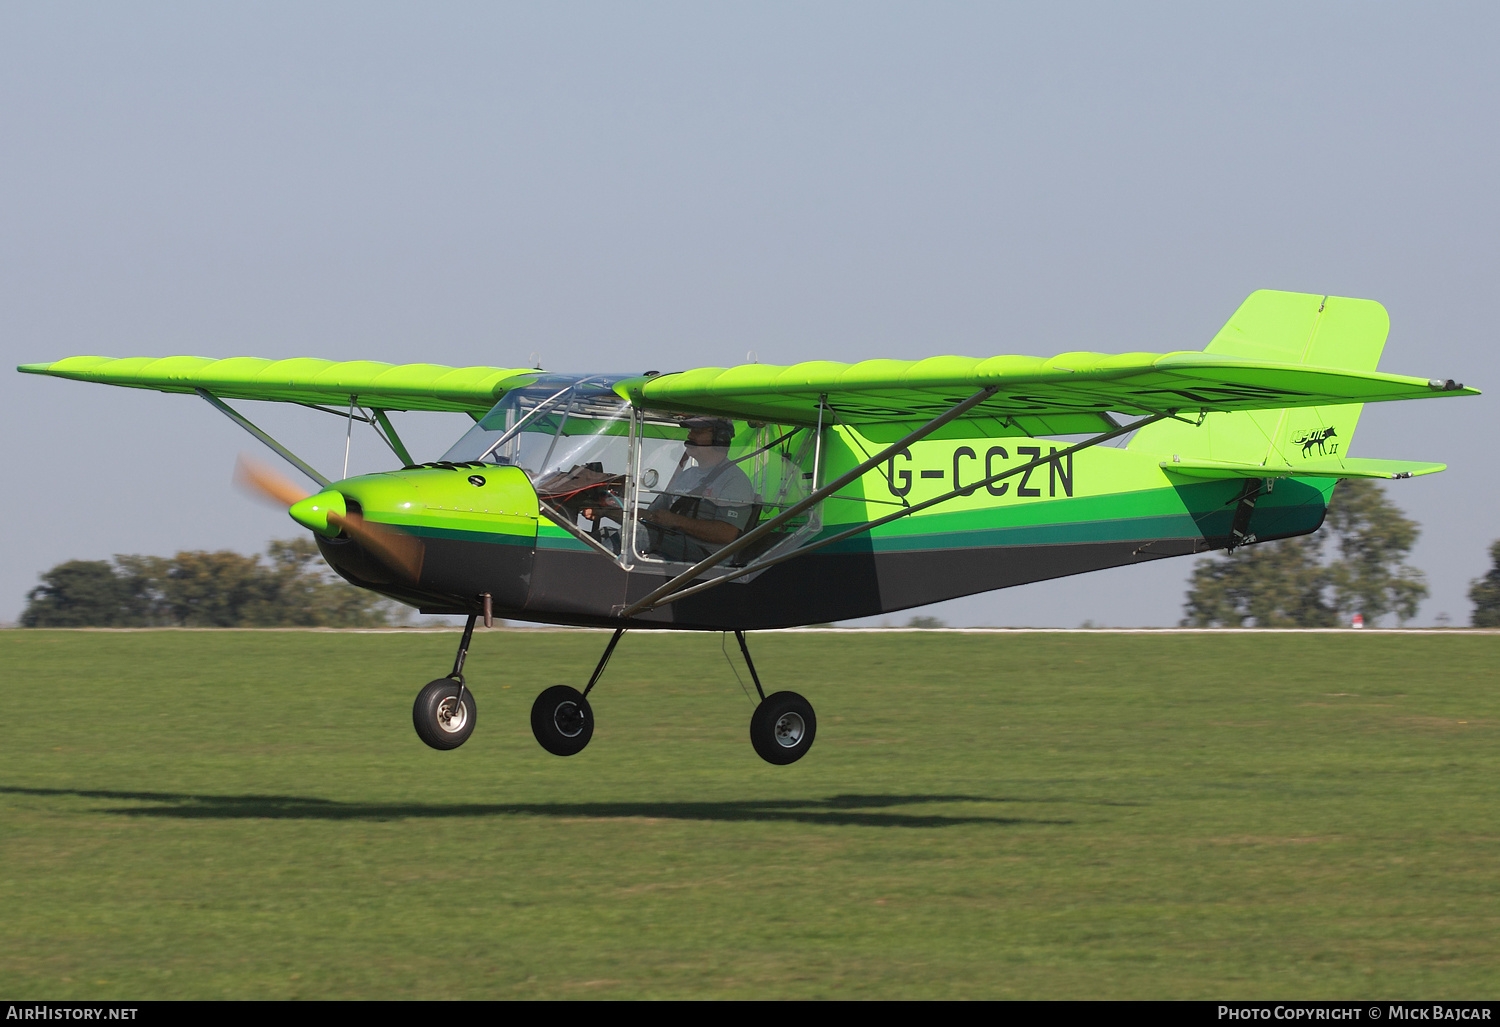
[{"left": 642, "top": 417, "right": 757, "bottom": 561}]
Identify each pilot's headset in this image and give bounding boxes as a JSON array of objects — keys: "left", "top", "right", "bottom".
[
  {"left": 678, "top": 417, "right": 735, "bottom": 467},
  {"left": 704, "top": 419, "right": 735, "bottom": 449}
]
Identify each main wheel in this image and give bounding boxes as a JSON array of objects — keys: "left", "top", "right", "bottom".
[
  {"left": 749, "top": 691, "right": 816, "bottom": 765},
  {"left": 531, "top": 685, "right": 594, "bottom": 756},
  {"left": 413, "top": 678, "right": 477, "bottom": 750}
]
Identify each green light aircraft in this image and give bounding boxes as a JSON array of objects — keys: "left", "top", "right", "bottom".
[{"left": 19, "top": 290, "right": 1477, "bottom": 764}]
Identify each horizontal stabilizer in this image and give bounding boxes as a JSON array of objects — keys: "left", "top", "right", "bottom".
[{"left": 1161, "top": 456, "right": 1445, "bottom": 481}]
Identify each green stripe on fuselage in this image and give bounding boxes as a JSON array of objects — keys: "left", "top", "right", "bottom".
[
  {"left": 537, "top": 524, "right": 598, "bottom": 552},
  {"left": 350, "top": 432, "right": 1333, "bottom": 563}
]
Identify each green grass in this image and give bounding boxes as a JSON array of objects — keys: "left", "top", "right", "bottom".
[{"left": 1, "top": 629, "right": 1496, "bottom": 999}]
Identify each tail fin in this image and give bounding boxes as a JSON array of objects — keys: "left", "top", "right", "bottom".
[{"left": 1128, "top": 290, "right": 1389, "bottom": 466}]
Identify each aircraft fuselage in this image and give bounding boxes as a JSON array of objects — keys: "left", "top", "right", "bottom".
[{"left": 311, "top": 434, "right": 1331, "bottom": 630}]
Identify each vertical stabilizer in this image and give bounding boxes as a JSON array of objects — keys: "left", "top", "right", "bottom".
[{"left": 1128, "top": 290, "right": 1390, "bottom": 466}]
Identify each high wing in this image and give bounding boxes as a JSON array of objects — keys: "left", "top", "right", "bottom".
[
  {"left": 17, "top": 355, "right": 538, "bottom": 415},
  {"left": 620, "top": 351, "right": 1475, "bottom": 441},
  {"left": 19, "top": 352, "right": 1475, "bottom": 433}
]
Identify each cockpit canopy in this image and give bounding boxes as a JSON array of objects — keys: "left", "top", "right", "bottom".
[
  {"left": 442, "top": 373, "right": 633, "bottom": 476},
  {"left": 442, "top": 374, "right": 822, "bottom": 574}
]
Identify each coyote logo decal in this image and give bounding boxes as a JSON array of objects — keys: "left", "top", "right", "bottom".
[{"left": 1290, "top": 426, "right": 1339, "bottom": 457}]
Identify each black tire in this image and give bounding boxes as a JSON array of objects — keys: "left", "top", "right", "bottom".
[
  {"left": 750, "top": 691, "right": 816, "bottom": 765},
  {"left": 531, "top": 685, "right": 594, "bottom": 756},
  {"left": 412, "top": 678, "right": 477, "bottom": 750}
]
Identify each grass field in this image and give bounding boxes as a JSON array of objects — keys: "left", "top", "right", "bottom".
[{"left": 1, "top": 628, "right": 1497, "bottom": 999}]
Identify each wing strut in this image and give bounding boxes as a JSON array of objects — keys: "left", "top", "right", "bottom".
[
  {"left": 618, "top": 386, "right": 1001, "bottom": 618},
  {"left": 196, "top": 388, "right": 332, "bottom": 488},
  {"left": 371, "top": 409, "right": 415, "bottom": 466},
  {"left": 627, "top": 409, "right": 1175, "bottom": 614}
]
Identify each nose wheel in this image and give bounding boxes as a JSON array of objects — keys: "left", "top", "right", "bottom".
[
  {"left": 412, "top": 612, "right": 481, "bottom": 751},
  {"left": 750, "top": 690, "right": 817, "bottom": 765},
  {"left": 413, "top": 678, "right": 477, "bottom": 750}
]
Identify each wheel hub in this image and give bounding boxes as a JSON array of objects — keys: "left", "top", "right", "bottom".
[
  {"left": 773, "top": 711, "right": 805, "bottom": 748},
  {"left": 436, "top": 696, "right": 469, "bottom": 733},
  {"left": 553, "top": 701, "right": 586, "bottom": 738}
]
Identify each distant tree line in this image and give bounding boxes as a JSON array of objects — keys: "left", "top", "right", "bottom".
[{"left": 21, "top": 538, "right": 404, "bottom": 628}]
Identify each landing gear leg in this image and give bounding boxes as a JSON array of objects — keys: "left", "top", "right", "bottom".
[
  {"left": 735, "top": 630, "right": 767, "bottom": 702},
  {"left": 412, "top": 614, "right": 479, "bottom": 750},
  {"left": 531, "top": 628, "right": 624, "bottom": 756},
  {"left": 739, "top": 631, "right": 816, "bottom": 765}
]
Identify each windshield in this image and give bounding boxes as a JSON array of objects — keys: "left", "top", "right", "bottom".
[{"left": 441, "top": 373, "right": 632, "bottom": 473}]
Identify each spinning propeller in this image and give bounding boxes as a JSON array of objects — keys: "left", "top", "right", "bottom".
[{"left": 234, "top": 455, "right": 425, "bottom": 583}]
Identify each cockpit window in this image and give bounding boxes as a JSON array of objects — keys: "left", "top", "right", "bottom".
[{"left": 441, "top": 374, "right": 823, "bottom": 577}]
